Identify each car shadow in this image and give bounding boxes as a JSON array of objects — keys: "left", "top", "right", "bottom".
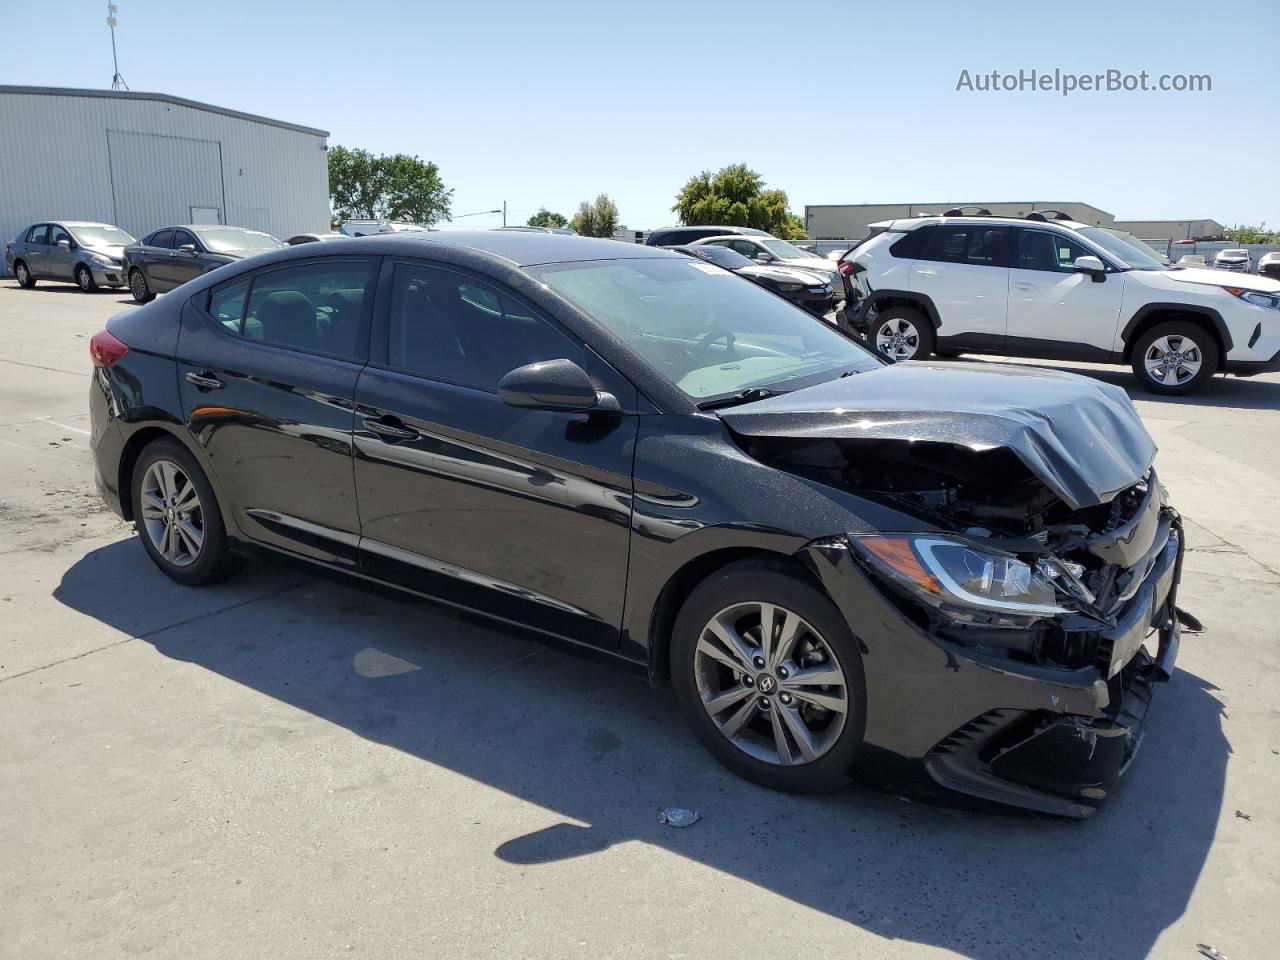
[
  {"left": 952, "top": 355, "right": 1280, "bottom": 412},
  {"left": 54, "top": 539, "right": 1228, "bottom": 960}
]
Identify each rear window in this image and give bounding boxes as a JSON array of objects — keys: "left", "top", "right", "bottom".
[{"left": 888, "top": 225, "right": 937, "bottom": 259}]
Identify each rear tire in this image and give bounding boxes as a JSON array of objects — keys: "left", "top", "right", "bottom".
[
  {"left": 129, "top": 267, "right": 155, "bottom": 303},
  {"left": 75, "top": 264, "right": 97, "bottom": 292},
  {"left": 671, "top": 559, "right": 866, "bottom": 793},
  {"left": 14, "top": 260, "right": 36, "bottom": 288},
  {"left": 871, "top": 305, "right": 934, "bottom": 361},
  {"left": 1130, "top": 321, "right": 1218, "bottom": 395},
  {"left": 130, "top": 438, "right": 240, "bottom": 586}
]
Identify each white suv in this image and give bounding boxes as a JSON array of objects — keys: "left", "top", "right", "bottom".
[{"left": 843, "top": 213, "right": 1280, "bottom": 394}]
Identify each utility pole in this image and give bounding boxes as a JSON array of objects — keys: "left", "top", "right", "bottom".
[
  {"left": 106, "top": 2, "right": 128, "bottom": 90},
  {"left": 502, "top": 201, "right": 507, "bottom": 228}
]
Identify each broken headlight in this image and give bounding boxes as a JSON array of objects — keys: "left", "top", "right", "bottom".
[{"left": 852, "top": 535, "right": 1073, "bottom": 623}]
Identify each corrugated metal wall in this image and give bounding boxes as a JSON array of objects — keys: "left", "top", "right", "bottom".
[{"left": 0, "top": 88, "right": 329, "bottom": 262}]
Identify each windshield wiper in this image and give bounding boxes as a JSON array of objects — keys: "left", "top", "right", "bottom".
[{"left": 696, "top": 387, "right": 784, "bottom": 411}]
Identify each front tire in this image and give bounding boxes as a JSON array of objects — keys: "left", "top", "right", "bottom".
[
  {"left": 14, "top": 260, "right": 36, "bottom": 288},
  {"left": 129, "top": 267, "right": 155, "bottom": 303},
  {"left": 872, "top": 306, "right": 934, "bottom": 361},
  {"left": 1131, "top": 321, "right": 1218, "bottom": 395},
  {"left": 671, "top": 560, "right": 867, "bottom": 793},
  {"left": 75, "top": 264, "right": 97, "bottom": 292},
  {"left": 130, "top": 438, "right": 239, "bottom": 585}
]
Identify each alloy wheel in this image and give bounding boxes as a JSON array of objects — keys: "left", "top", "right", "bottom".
[
  {"left": 1143, "top": 334, "right": 1203, "bottom": 386},
  {"left": 15, "top": 263, "right": 29, "bottom": 285},
  {"left": 139, "top": 459, "right": 204, "bottom": 567},
  {"left": 130, "top": 270, "right": 146, "bottom": 300},
  {"left": 76, "top": 267, "right": 92, "bottom": 291},
  {"left": 693, "top": 601, "right": 848, "bottom": 766},
  {"left": 875, "top": 318, "right": 921, "bottom": 360}
]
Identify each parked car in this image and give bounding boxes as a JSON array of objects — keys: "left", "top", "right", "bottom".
[
  {"left": 88, "top": 231, "right": 1184, "bottom": 818},
  {"left": 694, "top": 234, "right": 850, "bottom": 305},
  {"left": 1259, "top": 251, "right": 1280, "bottom": 280},
  {"left": 339, "top": 220, "right": 424, "bottom": 237},
  {"left": 496, "top": 226, "right": 578, "bottom": 235},
  {"left": 285, "top": 232, "right": 346, "bottom": 245},
  {"left": 644, "top": 225, "right": 772, "bottom": 247},
  {"left": 123, "top": 225, "right": 282, "bottom": 303},
  {"left": 1176, "top": 254, "right": 1207, "bottom": 267},
  {"left": 667, "top": 243, "right": 840, "bottom": 316},
  {"left": 5, "top": 221, "right": 135, "bottom": 291},
  {"left": 1213, "top": 248, "right": 1252, "bottom": 272},
  {"left": 843, "top": 213, "right": 1280, "bottom": 394}
]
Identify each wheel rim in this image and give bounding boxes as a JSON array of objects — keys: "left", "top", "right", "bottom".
[
  {"left": 77, "top": 267, "right": 91, "bottom": 290},
  {"left": 16, "top": 263, "right": 28, "bottom": 284},
  {"left": 1143, "top": 334, "right": 1203, "bottom": 386},
  {"left": 875, "top": 318, "right": 920, "bottom": 360},
  {"left": 140, "top": 460, "right": 204, "bottom": 567},
  {"left": 130, "top": 271, "right": 146, "bottom": 299},
  {"left": 693, "top": 601, "right": 848, "bottom": 766}
]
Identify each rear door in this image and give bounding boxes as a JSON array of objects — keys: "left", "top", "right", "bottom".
[
  {"left": 176, "top": 256, "right": 378, "bottom": 566},
  {"left": 23, "top": 224, "right": 50, "bottom": 276},
  {"left": 352, "top": 258, "right": 637, "bottom": 650},
  {"left": 1004, "top": 227, "right": 1127, "bottom": 359},
  {"left": 910, "top": 223, "right": 1011, "bottom": 347}
]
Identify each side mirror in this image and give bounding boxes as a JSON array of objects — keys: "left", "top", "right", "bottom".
[
  {"left": 754, "top": 252, "right": 772, "bottom": 264},
  {"left": 497, "top": 359, "right": 618, "bottom": 413},
  {"left": 57, "top": 239, "right": 71, "bottom": 250},
  {"left": 1073, "top": 255, "right": 1106, "bottom": 282},
  {"left": 179, "top": 244, "right": 197, "bottom": 254}
]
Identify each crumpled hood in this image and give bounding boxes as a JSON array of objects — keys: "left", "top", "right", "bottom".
[
  {"left": 1163, "top": 266, "right": 1280, "bottom": 292},
  {"left": 740, "top": 264, "right": 832, "bottom": 285},
  {"left": 719, "top": 362, "right": 1156, "bottom": 509},
  {"left": 86, "top": 245, "right": 126, "bottom": 260}
]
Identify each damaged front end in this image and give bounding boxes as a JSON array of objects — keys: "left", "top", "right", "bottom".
[{"left": 723, "top": 366, "right": 1186, "bottom": 816}]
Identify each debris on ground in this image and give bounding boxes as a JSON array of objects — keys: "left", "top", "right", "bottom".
[
  {"left": 1235, "top": 810, "right": 1252, "bottom": 822},
  {"left": 1197, "top": 944, "right": 1228, "bottom": 960},
  {"left": 658, "top": 808, "right": 700, "bottom": 828}
]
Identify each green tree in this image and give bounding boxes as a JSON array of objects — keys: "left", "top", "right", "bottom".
[
  {"left": 672, "top": 163, "right": 807, "bottom": 239},
  {"left": 527, "top": 208, "right": 569, "bottom": 228},
  {"left": 328, "top": 145, "right": 452, "bottom": 226},
  {"left": 569, "top": 194, "right": 620, "bottom": 238},
  {"left": 1225, "top": 224, "right": 1277, "bottom": 244}
]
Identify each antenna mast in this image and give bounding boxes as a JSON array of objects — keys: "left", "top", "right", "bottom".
[{"left": 106, "top": 3, "right": 128, "bottom": 90}]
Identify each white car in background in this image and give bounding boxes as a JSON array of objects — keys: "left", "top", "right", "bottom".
[
  {"left": 842, "top": 212, "right": 1280, "bottom": 394},
  {"left": 1259, "top": 251, "right": 1280, "bottom": 280},
  {"left": 1214, "top": 248, "right": 1252, "bottom": 272},
  {"left": 1177, "top": 254, "right": 1207, "bottom": 267},
  {"left": 691, "top": 234, "right": 848, "bottom": 303}
]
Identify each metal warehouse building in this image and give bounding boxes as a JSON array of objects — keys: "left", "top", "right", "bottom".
[{"left": 0, "top": 85, "right": 330, "bottom": 260}]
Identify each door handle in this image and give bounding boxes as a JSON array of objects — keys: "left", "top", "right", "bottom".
[
  {"left": 915, "top": 268, "right": 938, "bottom": 278},
  {"left": 1011, "top": 281, "right": 1037, "bottom": 290},
  {"left": 363, "top": 417, "right": 419, "bottom": 442},
  {"left": 184, "top": 370, "right": 223, "bottom": 390}
]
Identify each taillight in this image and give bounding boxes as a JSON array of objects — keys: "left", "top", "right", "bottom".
[
  {"left": 837, "top": 262, "right": 854, "bottom": 275},
  {"left": 90, "top": 329, "right": 129, "bottom": 367}
]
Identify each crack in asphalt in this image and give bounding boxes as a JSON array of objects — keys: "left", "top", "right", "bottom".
[{"left": 0, "top": 578, "right": 313, "bottom": 684}]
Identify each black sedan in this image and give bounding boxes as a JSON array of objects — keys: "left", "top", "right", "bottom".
[
  {"left": 123, "top": 225, "right": 282, "bottom": 302},
  {"left": 667, "top": 243, "right": 840, "bottom": 316},
  {"left": 88, "top": 232, "right": 1183, "bottom": 816}
]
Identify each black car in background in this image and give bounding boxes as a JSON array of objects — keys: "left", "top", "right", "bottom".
[
  {"left": 88, "top": 232, "right": 1183, "bottom": 818},
  {"left": 285, "top": 232, "right": 346, "bottom": 245},
  {"left": 668, "top": 244, "right": 840, "bottom": 316},
  {"left": 123, "top": 225, "right": 282, "bottom": 302},
  {"left": 645, "top": 224, "right": 773, "bottom": 247}
]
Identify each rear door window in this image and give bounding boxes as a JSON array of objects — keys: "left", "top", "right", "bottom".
[
  {"left": 26, "top": 225, "right": 49, "bottom": 244},
  {"left": 149, "top": 230, "right": 175, "bottom": 250},
  {"left": 234, "top": 260, "right": 375, "bottom": 359},
  {"left": 207, "top": 278, "right": 250, "bottom": 332},
  {"left": 925, "top": 225, "right": 1008, "bottom": 266}
]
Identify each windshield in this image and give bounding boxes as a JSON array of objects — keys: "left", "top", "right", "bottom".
[
  {"left": 676, "top": 245, "right": 754, "bottom": 269},
  {"left": 70, "top": 225, "right": 133, "bottom": 247},
  {"left": 762, "top": 238, "right": 819, "bottom": 260},
  {"left": 1078, "top": 227, "right": 1168, "bottom": 270},
  {"left": 196, "top": 228, "right": 281, "bottom": 253},
  {"left": 528, "top": 258, "right": 880, "bottom": 401}
]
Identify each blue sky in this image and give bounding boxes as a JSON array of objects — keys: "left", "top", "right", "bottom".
[{"left": 4, "top": 0, "right": 1277, "bottom": 231}]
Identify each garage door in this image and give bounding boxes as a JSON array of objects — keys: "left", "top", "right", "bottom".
[{"left": 107, "top": 130, "right": 224, "bottom": 238}]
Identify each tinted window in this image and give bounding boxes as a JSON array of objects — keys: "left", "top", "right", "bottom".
[
  {"left": 171, "top": 229, "right": 199, "bottom": 251},
  {"left": 49, "top": 225, "right": 72, "bottom": 246},
  {"left": 150, "top": 230, "right": 175, "bottom": 250},
  {"left": 889, "top": 225, "right": 937, "bottom": 259},
  {"left": 207, "top": 278, "right": 250, "bottom": 332},
  {"left": 197, "top": 228, "right": 279, "bottom": 253},
  {"left": 1017, "top": 229, "right": 1093, "bottom": 273},
  {"left": 386, "top": 263, "right": 579, "bottom": 389},
  {"left": 26, "top": 225, "right": 49, "bottom": 244},
  {"left": 926, "top": 225, "right": 1007, "bottom": 266},
  {"left": 676, "top": 245, "right": 753, "bottom": 269},
  {"left": 235, "top": 261, "right": 374, "bottom": 358}
]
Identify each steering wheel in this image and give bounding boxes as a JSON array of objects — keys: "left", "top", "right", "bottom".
[{"left": 694, "top": 328, "right": 735, "bottom": 359}]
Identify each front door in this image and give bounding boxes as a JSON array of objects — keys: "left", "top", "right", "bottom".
[
  {"left": 177, "top": 256, "right": 378, "bottom": 566},
  {"left": 46, "top": 224, "right": 76, "bottom": 280},
  {"left": 168, "top": 229, "right": 208, "bottom": 288},
  {"left": 910, "top": 223, "right": 1011, "bottom": 347},
  {"left": 1005, "top": 228, "right": 1127, "bottom": 360},
  {"left": 353, "top": 259, "right": 636, "bottom": 650},
  {"left": 141, "top": 230, "right": 177, "bottom": 289}
]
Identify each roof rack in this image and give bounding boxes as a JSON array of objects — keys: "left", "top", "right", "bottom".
[
  {"left": 1025, "top": 209, "right": 1074, "bottom": 222},
  {"left": 941, "top": 206, "right": 993, "bottom": 217}
]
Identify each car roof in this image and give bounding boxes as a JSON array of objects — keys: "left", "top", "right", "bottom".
[
  {"left": 873, "top": 214, "right": 1091, "bottom": 231},
  {"left": 649, "top": 225, "right": 771, "bottom": 236},
  {"left": 353, "top": 230, "right": 674, "bottom": 267}
]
